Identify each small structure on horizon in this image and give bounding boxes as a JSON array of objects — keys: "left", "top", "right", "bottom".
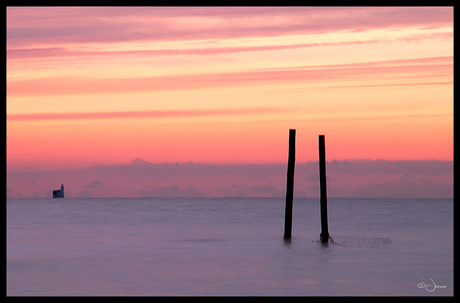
[{"left": 53, "top": 184, "right": 64, "bottom": 198}]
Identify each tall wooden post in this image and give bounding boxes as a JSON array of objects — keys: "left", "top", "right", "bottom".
[
  {"left": 319, "top": 135, "right": 329, "bottom": 243},
  {"left": 284, "top": 129, "right": 296, "bottom": 239}
]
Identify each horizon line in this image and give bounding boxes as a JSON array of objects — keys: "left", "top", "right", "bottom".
[
  {"left": 7, "top": 158, "right": 453, "bottom": 173},
  {"left": 5, "top": 196, "right": 453, "bottom": 200}
]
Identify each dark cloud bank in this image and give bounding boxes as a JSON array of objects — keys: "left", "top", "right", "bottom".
[{"left": 7, "top": 159, "right": 453, "bottom": 199}]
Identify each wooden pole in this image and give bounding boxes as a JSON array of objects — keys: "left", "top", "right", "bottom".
[
  {"left": 319, "top": 135, "right": 329, "bottom": 243},
  {"left": 284, "top": 129, "right": 296, "bottom": 239}
]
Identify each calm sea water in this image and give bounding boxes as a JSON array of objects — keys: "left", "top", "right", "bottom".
[{"left": 7, "top": 197, "right": 453, "bottom": 296}]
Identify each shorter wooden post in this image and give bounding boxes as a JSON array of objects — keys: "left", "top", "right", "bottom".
[
  {"left": 284, "top": 129, "right": 296, "bottom": 239},
  {"left": 319, "top": 135, "right": 329, "bottom": 243}
]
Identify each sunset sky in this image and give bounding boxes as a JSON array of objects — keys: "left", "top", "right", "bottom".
[{"left": 6, "top": 7, "right": 453, "bottom": 198}]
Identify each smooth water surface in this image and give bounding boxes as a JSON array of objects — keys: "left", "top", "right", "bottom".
[{"left": 7, "top": 198, "right": 453, "bottom": 296}]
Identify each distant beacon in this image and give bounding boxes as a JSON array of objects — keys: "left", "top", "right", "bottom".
[{"left": 53, "top": 184, "right": 64, "bottom": 198}]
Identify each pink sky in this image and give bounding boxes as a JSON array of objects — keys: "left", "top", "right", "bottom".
[{"left": 6, "top": 7, "right": 453, "bottom": 198}]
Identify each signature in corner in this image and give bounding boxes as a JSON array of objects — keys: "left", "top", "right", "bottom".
[{"left": 417, "top": 278, "right": 446, "bottom": 292}]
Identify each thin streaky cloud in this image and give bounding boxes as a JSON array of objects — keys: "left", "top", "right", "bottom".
[
  {"left": 309, "top": 81, "right": 453, "bottom": 91},
  {"left": 7, "top": 7, "right": 452, "bottom": 46},
  {"left": 7, "top": 56, "right": 452, "bottom": 97},
  {"left": 6, "top": 32, "right": 453, "bottom": 60},
  {"left": 7, "top": 107, "right": 291, "bottom": 121},
  {"left": 251, "top": 56, "right": 452, "bottom": 71},
  {"left": 224, "top": 113, "right": 453, "bottom": 127}
]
